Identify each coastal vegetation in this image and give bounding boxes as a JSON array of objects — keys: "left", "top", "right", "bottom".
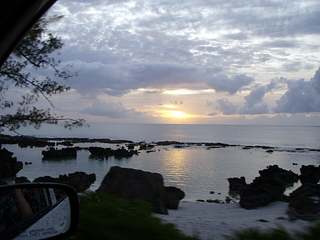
[
  {"left": 0, "top": 15, "right": 85, "bottom": 133},
  {"left": 68, "top": 192, "right": 198, "bottom": 240},
  {"left": 225, "top": 223, "right": 320, "bottom": 240},
  {"left": 69, "top": 191, "right": 320, "bottom": 240}
]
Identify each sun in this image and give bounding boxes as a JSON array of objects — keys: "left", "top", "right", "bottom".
[{"left": 166, "top": 111, "right": 190, "bottom": 118}]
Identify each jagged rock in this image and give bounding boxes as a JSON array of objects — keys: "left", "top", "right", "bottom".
[
  {"left": 138, "top": 143, "right": 155, "bottom": 150},
  {"left": 242, "top": 146, "right": 254, "bottom": 150},
  {"left": 34, "top": 176, "right": 57, "bottom": 183},
  {"left": 42, "top": 147, "right": 77, "bottom": 159},
  {"left": 15, "top": 176, "right": 30, "bottom": 183},
  {"left": 0, "top": 148, "right": 23, "bottom": 178},
  {"left": 228, "top": 165, "right": 299, "bottom": 209},
  {"left": 113, "top": 147, "right": 138, "bottom": 159},
  {"left": 97, "top": 166, "right": 169, "bottom": 214},
  {"left": 205, "top": 142, "right": 231, "bottom": 148},
  {"left": 0, "top": 135, "right": 55, "bottom": 148},
  {"left": 239, "top": 176, "right": 286, "bottom": 209},
  {"left": 288, "top": 184, "right": 320, "bottom": 220},
  {"left": 88, "top": 146, "right": 138, "bottom": 159},
  {"left": 259, "top": 165, "right": 299, "bottom": 187},
  {"left": 0, "top": 179, "right": 8, "bottom": 185},
  {"left": 127, "top": 143, "right": 136, "bottom": 149},
  {"left": 34, "top": 171, "right": 96, "bottom": 192},
  {"left": 228, "top": 176, "right": 247, "bottom": 193},
  {"left": 89, "top": 147, "right": 111, "bottom": 157},
  {"left": 58, "top": 172, "right": 96, "bottom": 192},
  {"left": 165, "top": 186, "right": 185, "bottom": 209},
  {"left": 238, "top": 165, "right": 298, "bottom": 209},
  {"left": 299, "top": 165, "right": 320, "bottom": 185}
]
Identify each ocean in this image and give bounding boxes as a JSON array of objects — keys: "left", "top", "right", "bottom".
[{"left": 2, "top": 123, "right": 320, "bottom": 201}]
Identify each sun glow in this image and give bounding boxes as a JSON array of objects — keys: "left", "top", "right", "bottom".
[
  {"left": 163, "top": 105, "right": 177, "bottom": 108},
  {"left": 163, "top": 89, "right": 195, "bottom": 95},
  {"left": 166, "top": 111, "right": 190, "bottom": 118}
]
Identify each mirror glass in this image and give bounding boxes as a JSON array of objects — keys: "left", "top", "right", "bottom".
[{"left": 0, "top": 186, "right": 73, "bottom": 240}]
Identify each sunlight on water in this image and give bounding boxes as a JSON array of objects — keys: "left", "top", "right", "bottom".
[{"left": 3, "top": 124, "right": 320, "bottom": 201}]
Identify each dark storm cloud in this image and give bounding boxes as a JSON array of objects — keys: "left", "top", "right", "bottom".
[{"left": 206, "top": 75, "right": 254, "bottom": 95}]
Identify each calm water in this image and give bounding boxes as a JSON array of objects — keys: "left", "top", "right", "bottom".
[{"left": 3, "top": 124, "right": 320, "bottom": 201}]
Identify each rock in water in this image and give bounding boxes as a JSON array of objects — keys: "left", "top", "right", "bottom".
[
  {"left": 34, "top": 171, "right": 96, "bottom": 192},
  {"left": 97, "top": 166, "right": 169, "bottom": 214},
  {"left": 299, "top": 165, "right": 320, "bottom": 185},
  {"left": 288, "top": 183, "right": 320, "bottom": 220},
  {"left": 165, "top": 186, "right": 185, "bottom": 209},
  {"left": 238, "top": 165, "right": 299, "bottom": 209},
  {"left": 0, "top": 148, "right": 23, "bottom": 178},
  {"left": 228, "top": 176, "right": 247, "bottom": 193},
  {"left": 42, "top": 147, "right": 77, "bottom": 159}
]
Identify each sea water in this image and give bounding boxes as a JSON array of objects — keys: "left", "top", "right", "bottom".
[{"left": 2, "top": 123, "right": 320, "bottom": 201}]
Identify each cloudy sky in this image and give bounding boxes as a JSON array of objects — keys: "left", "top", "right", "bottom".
[{"left": 31, "top": 0, "right": 320, "bottom": 125}]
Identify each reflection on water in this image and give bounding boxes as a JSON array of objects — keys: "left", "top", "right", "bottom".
[
  {"left": 3, "top": 143, "right": 320, "bottom": 201},
  {"left": 161, "top": 149, "right": 190, "bottom": 186}
]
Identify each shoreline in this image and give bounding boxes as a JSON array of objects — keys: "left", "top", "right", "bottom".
[
  {"left": 2, "top": 134, "right": 320, "bottom": 239},
  {"left": 156, "top": 200, "right": 311, "bottom": 240},
  {"left": 1, "top": 134, "right": 319, "bottom": 153}
]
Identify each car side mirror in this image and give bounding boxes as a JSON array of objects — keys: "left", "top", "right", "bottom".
[{"left": 0, "top": 183, "right": 79, "bottom": 240}]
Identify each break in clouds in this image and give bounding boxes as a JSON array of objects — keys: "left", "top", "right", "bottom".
[{"left": 27, "top": 0, "right": 320, "bottom": 124}]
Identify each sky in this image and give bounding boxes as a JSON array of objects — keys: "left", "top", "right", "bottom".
[{"left": 19, "top": 0, "right": 320, "bottom": 125}]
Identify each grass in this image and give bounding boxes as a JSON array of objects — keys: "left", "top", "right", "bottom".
[
  {"left": 68, "top": 192, "right": 198, "bottom": 240},
  {"left": 224, "top": 223, "right": 320, "bottom": 240},
  {"left": 69, "top": 192, "right": 320, "bottom": 240}
]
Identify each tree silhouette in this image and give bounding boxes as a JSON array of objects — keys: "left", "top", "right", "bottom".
[{"left": 0, "top": 15, "right": 85, "bottom": 133}]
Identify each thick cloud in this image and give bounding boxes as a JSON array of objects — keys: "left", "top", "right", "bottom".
[
  {"left": 239, "top": 103, "right": 269, "bottom": 115},
  {"left": 81, "top": 100, "right": 140, "bottom": 118},
  {"left": 239, "top": 80, "right": 277, "bottom": 113},
  {"left": 68, "top": 60, "right": 221, "bottom": 97},
  {"left": 215, "top": 99, "right": 238, "bottom": 115},
  {"left": 206, "top": 75, "right": 254, "bottom": 95},
  {"left": 211, "top": 69, "right": 320, "bottom": 116},
  {"left": 274, "top": 67, "right": 320, "bottom": 113},
  {"left": 29, "top": 0, "right": 320, "bottom": 124},
  {"left": 213, "top": 80, "right": 277, "bottom": 115}
]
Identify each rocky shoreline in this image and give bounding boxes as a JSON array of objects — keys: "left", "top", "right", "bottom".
[
  {"left": 2, "top": 134, "right": 320, "bottom": 218},
  {"left": 1, "top": 133, "right": 320, "bottom": 153}
]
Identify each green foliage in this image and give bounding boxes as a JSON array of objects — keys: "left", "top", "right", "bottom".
[
  {"left": 69, "top": 192, "right": 320, "bottom": 240},
  {"left": 224, "top": 227, "right": 293, "bottom": 240},
  {"left": 69, "top": 192, "right": 198, "bottom": 240},
  {"left": 0, "top": 15, "right": 85, "bottom": 132},
  {"left": 224, "top": 223, "right": 320, "bottom": 240},
  {"left": 296, "top": 223, "right": 320, "bottom": 240}
]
